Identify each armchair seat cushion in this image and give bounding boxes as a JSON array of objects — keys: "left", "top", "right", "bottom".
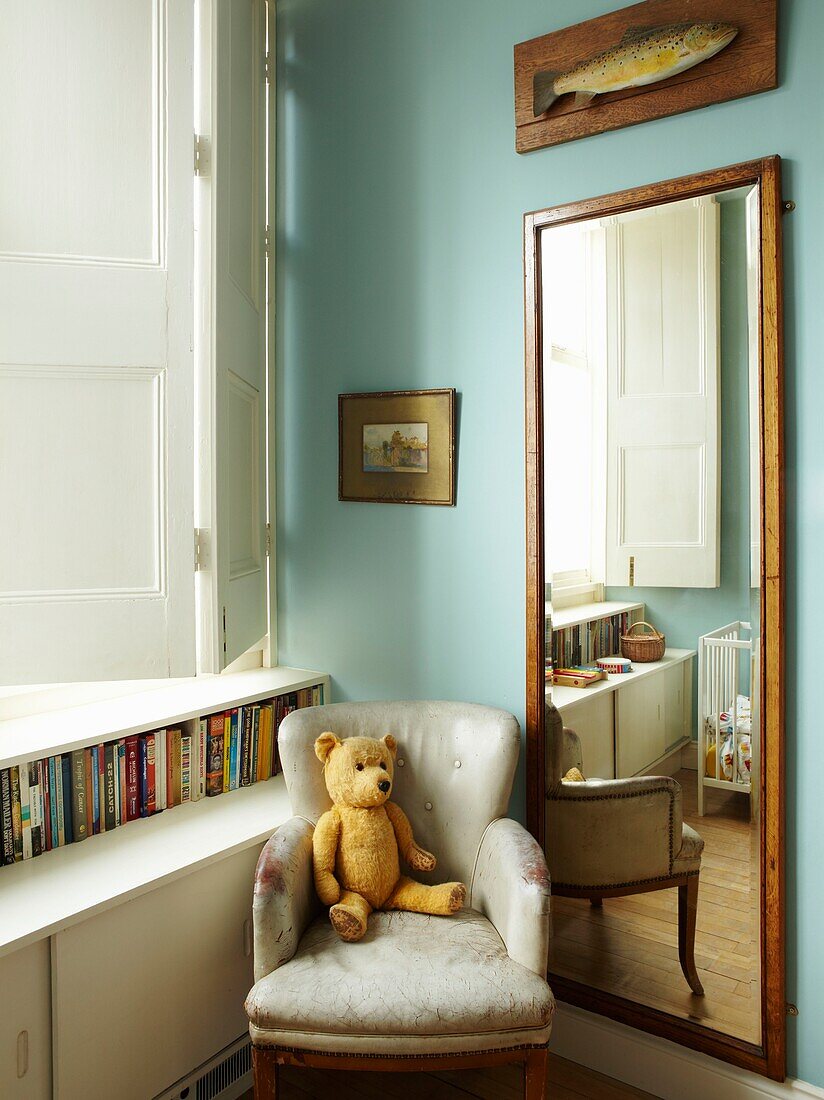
[
  {"left": 672, "top": 822, "right": 705, "bottom": 875},
  {"left": 246, "top": 908, "right": 555, "bottom": 1056}
]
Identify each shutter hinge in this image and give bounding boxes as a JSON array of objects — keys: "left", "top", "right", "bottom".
[
  {"left": 629, "top": 555, "right": 635, "bottom": 587},
  {"left": 265, "top": 522, "right": 271, "bottom": 557},
  {"left": 194, "top": 528, "right": 209, "bottom": 571},
  {"left": 264, "top": 225, "right": 271, "bottom": 257},
  {"left": 264, "top": 52, "right": 271, "bottom": 84},
  {"left": 194, "top": 134, "right": 210, "bottom": 177},
  {"left": 222, "top": 606, "right": 227, "bottom": 656}
]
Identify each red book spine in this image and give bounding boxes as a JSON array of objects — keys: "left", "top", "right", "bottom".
[
  {"left": 146, "top": 732, "right": 156, "bottom": 815},
  {"left": 166, "top": 729, "right": 175, "bottom": 808},
  {"left": 118, "top": 740, "right": 127, "bottom": 822},
  {"left": 125, "top": 735, "right": 140, "bottom": 821}
]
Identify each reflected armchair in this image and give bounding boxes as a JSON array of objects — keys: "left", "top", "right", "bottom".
[
  {"left": 545, "top": 700, "right": 705, "bottom": 995},
  {"left": 245, "top": 701, "right": 555, "bottom": 1098}
]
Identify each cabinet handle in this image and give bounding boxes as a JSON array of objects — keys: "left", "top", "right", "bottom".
[
  {"left": 17, "top": 1030, "right": 28, "bottom": 1078},
  {"left": 243, "top": 918, "right": 252, "bottom": 958}
]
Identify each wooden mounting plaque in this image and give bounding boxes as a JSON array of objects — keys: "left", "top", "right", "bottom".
[{"left": 514, "top": 0, "right": 777, "bottom": 153}]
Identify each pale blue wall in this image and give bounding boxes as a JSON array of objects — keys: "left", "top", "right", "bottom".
[{"left": 275, "top": 0, "right": 822, "bottom": 1082}]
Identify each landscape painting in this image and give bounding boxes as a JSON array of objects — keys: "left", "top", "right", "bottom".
[{"left": 363, "top": 423, "right": 429, "bottom": 474}]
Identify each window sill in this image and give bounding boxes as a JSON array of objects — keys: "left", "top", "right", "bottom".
[
  {"left": 0, "top": 666, "right": 328, "bottom": 770},
  {"left": 0, "top": 775, "right": 291, "bottom": 959},
  {"left": 549, "top": 599, "right": 644, "bottom": 632}
]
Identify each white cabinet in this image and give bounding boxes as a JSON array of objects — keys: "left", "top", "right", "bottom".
[
  {"left": 52, "top": 847, "right": 259, "bottom": 1100},
  {"left": 553, "top": 650, "right": 694, "bottom": 780},
  {"left": 560, "top": 692, "right": 615, "bottom": 779},
  {"left": 0, "top": 940, "right": 51, "bottom": 1099}
]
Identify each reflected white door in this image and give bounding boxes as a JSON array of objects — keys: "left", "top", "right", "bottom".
[
  {"left": 604, "top": 197, "right": 720, "bottom": 589},
  {"left": 0, "top": 0, "right": 195, "bottom": 683}
]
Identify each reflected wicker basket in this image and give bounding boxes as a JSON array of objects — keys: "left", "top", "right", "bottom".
[{"left": 621, "top": 620, "right": 666, "bottom": 663}]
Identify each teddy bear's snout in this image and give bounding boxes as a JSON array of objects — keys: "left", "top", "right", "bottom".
[{"left": 378, "top": 780, "right": 391, "bottom": 793}]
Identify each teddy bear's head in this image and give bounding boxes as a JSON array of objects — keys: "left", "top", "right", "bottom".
[{"left": 314, "top": 732, "right": 398, "bottom": 808}]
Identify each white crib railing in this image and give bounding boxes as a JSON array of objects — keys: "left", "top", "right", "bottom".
[{"left": 697, "top": 621, "right": 754, "bottom": 816}]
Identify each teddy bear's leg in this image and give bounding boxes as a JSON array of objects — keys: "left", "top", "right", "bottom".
[
  {"left": 329, "top": 889, "right": 372, "bottom": 942},
  {"left": 384, "top": 875, "right": 466, "bottom": 916}
]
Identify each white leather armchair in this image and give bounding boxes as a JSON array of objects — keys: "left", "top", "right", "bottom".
[
  {"left": 545, "top": 700, "right": 705, "bottom": 995},
  {"left": 245, "top": 701, "right": 554, "bottom": 1098}
]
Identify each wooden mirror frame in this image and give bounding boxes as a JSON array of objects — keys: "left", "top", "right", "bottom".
[{"left": 524, "top": 158, "right": 785, "bottom": 1080}]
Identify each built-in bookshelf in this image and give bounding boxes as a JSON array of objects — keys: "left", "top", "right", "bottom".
[
  {"left": 0, "top": 668, "right": 328, "bottom": 873},
  {"left": 547, "top": 599, "right": 644, "bottom": 669}
]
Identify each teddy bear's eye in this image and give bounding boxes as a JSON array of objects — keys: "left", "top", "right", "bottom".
[
  {"left": 380, "top": 761, "right": 388, "bottom": 770},
  {"left": 356, "top": 763, "right": 364, "bottom": 771}
]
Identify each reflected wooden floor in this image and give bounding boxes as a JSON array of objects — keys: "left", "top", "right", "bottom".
[
  {"left": 549, "top": 767, "right": 759, "bottom": 1043},
  {"left": 241, "top": 1053, "right": 659, "bottom": 1098}
]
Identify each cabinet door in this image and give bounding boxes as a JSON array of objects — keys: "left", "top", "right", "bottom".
[
  {"left": 560, "top": 693, "right": 615, "bottom": 779},
  {"left": 664, "top": 661, "right": 691, "bottom": 750},
  {"left": 0, "top": 940, "right": 51, "bottom": 1099},
  {"left": 616, "top": 674, "right": 665, "bottom": 778},
  {"left": 52, "top": 846, "right": 259, "bottom": 1100}
]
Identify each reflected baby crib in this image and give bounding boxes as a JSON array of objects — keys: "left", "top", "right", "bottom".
[{"left": 697, "top": 621, "right": 758, "bottom": 817}]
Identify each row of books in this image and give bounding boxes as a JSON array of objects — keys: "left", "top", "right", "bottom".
[
  {"left": 0, "top": 685, "right": 323, "bottom": 866},
  {"left": 550, "top": 612, "right": 634, "bottom": 669}
]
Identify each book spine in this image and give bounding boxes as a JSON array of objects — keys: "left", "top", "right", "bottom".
[
  {"left": 19, "top": 763, "right": 31, "bottom": 860},
  {"left": 61, "top": 755, "right": 74, "bottom": 844},
  {"left": 111, "top": 745, "right": 120, "bottom": 827},
  {"left": 90, "top": 747, "right": 99, "bottom": 834},
  {"left": 170, "top": 730, "right": 182, "bottom": 805},
  {"left": 146, "top": 732, "right": 157, "bottom": 814},
  {"left": 48, "top": 757, "right": 59, "bottom": 846},
  {"left": 125, "top": 736, "right": 140, "bottom": 821},
  {"left": 41, "top": 759, "right": 52, "bottom": 850},
  {"left": 181, "top": 733, "right": 191, "bottom": 803},
  {"left": 30, "top": 762, "right": 43, "bottom": 857},
  {"left": 10, "top": 766, "right": 23, "bottom": 862},
  {"left": 206, "top": 714, "right": 225, "bottom": 797},
  {"left": 70, "top": 750, "right": 88, "bottom": 842},
  {"left": 251, "top": 706, "right": 260, "bottom": 783},
  {"left": 84, "top": 749, "right": 94, "bottom": 838},
  {"left": 55, "top": 757, "right": 65, "bottom": 847},
  {"left": 229, "top": 708, "right": 240, "bottom": 791},
  {"left": 156, "top": 729, "right": 166, "bottom": 811},
  {"left": 198, "top": 718, "right": 207, "bottom": 800},
  {"left": 1, "top": 770, "right": 14, "bottom": 864},
  {"left": 139, "top": 736, "right": 148, "bottom": 818},
  {"left": 118, "top": 741, "right": 127, "bottom": 823},
  {"left": 222, "top": 714, "right": 231, "bottom": 792},
  {"left": 97, "top": 745, "right": 106, "bottom": 833},
  {"left": 104, "top": 744, "right": 117, "bottom": 831},
  {"left": 241, "top": 707, "right": 253, "bottom": 787}
]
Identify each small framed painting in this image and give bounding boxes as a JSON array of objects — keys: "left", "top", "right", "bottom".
[{"left": 339, "top": 389, "right": 455, "bottom": 505}]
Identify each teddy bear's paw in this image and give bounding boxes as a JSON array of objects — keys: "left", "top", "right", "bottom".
[
  {"left": 408, "top": 843, "right": 436, "bottom": 872},
  {"left": 447, "top": 882, "right": 467, "bottom": 913},
  {"left": 330, "top": 904, "right": 367, "bottom": 942}
]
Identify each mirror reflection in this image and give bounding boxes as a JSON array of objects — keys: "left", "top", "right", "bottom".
[{"left": 542, "top": 185, "right": 761, "bottom": 1044}]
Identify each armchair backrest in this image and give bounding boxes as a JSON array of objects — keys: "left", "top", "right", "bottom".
[
  {"left": 279, "top": 700, "right": 521, "bottom": 887},
  {"left": 544, "top": 700, "right": 684, "bottom": 888}
]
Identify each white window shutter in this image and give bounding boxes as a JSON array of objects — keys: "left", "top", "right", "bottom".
[
  {"left": 204, "top": 0, "right": 269, "bottom": 670},
  {"left": 0, "top": 0, "right": 196, "bottom": 684},
  {"left": 604, "top": 197, "right": 721, "bottom": 589}
]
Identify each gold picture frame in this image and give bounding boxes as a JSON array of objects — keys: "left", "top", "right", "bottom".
[{"left": 339, "top": 389, "right": 456, "bottom": 505}]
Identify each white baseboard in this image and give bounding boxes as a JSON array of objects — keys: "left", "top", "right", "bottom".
[{"left": 550, "top": 1002, "right": 824, "bottom": 1100}]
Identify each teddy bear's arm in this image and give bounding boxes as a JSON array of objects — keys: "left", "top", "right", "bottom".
[
  {"left": 385, "top": 800, "right": 437, "bottom": 872},
  {"left": 312, "top": 807, "right": 342, "bottom": 905}
]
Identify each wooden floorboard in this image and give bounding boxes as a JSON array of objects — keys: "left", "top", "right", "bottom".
[
  {"left": 240, "top": 1052, "right": 659, "bottom": 1098},
  {"left": 549, "top": 768, "right": 760, "bottom": 1043}
]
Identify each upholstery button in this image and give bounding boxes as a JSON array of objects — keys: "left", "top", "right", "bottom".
[
  {"left": 454, "top": 760, "right": 461, "bottom": 769},
  {"left": 424, "top": 801, "right": 433, "bottom": 811},
  {"left": 397, "top": 758, "right": 405, "bottom": 767}
]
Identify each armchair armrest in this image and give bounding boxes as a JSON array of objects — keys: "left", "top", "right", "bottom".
[
  {"left": 547, "top": 775, "right": 684, "bottom": 889},
  {"left": 470, "top": 818, "right": 551, "bottom": 977},
  {"left": 252, "top": 816, "right": 319, "bottom": 982}
]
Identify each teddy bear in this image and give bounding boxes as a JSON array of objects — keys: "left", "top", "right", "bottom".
[{"left": 312, "top": 731, "right": 467, "bottom": 942}]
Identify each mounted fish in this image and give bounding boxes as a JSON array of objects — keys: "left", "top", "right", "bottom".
[
  {"left": 533, "top": 22, "right": 738, "bottom": 116},
  {"left": 513, "top": 0, "right": 778, "bottom": 153}
]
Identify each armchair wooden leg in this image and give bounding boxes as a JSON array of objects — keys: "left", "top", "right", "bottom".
[
  {"left": 252, "top": 1046, "right": 279, "bottom": 1098},
  {"left": 590, "top": 897, "right": 603, "bottom": 908},
  {"left": 678, "top": 875, "right": 705, "bottom": 996},
  {"left": 524, "top": 1046, "right": 548, "bottom": 1099}
]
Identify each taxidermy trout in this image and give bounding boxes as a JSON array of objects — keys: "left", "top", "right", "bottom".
[{"left": 533, "top": 21, "right": 738, "bottom": 116}]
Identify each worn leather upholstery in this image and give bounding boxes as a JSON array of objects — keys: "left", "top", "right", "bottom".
[
  {"left": 246, "top": 701, "right": 554, "bottom": 1054},
  {"left": 545, "top": 700, "right": 703, "bottom": 890}
]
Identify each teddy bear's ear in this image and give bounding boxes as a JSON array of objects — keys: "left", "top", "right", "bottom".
[
  {"left": 314, "top": 732, "right": 341, "bottom": 763},
  {"left": 382, "top": 733, "right": 398, "bottom": 759}
]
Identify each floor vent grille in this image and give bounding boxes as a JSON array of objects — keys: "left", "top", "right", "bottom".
[{"left": 154, "top": 1035, "right": 252, "bottom": 1100}]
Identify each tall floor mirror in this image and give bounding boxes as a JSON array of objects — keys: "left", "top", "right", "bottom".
[{"left": 524, "top": 159, "right": 785, "bottom": 1079}]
